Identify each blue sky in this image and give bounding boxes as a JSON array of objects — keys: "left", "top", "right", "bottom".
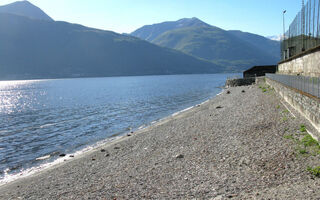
[{"left": 0, "top": 0, "right": 304, "bottom": 36}]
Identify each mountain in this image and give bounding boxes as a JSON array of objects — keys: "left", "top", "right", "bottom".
[
  {"left": 228, "top": 30, "right": 280, "bottom": 61},
  {"left": 0, "top": 13, "right": 222, "bottom": 80},
  {"left": 131, "top": 17, "right": 211, "bottom": 42},
  {"left": 267, "top": 35, "right": 282, "bottom": 41},
  {"left": 0, "top": 1, "right": 53, "bottom": 21},
  {"left": 131, "top": 18, "right": 281, "bottom": 71}
]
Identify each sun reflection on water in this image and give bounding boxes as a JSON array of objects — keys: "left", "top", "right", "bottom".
[{"left": 0, "top": 80, "right": 44, "bottom": 114}]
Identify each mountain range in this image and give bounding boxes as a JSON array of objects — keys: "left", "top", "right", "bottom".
[
  {"left": 131, "top": 18, "right": 280, "bottom": 72},
  {"left": 0, "top": 1, "right": 280, "bottom": 80},
  {"left": 0, "top": 1, "right": 221, "bottom": 80}
]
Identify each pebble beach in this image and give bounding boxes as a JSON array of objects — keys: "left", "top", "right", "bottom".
[{"left": 0, "top": 84, "right": 319, "bottom": 199}]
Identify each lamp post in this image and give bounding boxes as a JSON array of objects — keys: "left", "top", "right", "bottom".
[
  {"left": 283, "top": 10, "right": 287, "bottom": 60},
  {"left": 283, "top": 10, "right": 286, "bottom": 40}
]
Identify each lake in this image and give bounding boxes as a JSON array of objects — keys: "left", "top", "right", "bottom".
[{"left": 0, "top": 73, "right": 237, "bottom": 182}]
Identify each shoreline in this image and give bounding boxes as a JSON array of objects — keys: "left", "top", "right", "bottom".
[
  {"left": 1, "top": 85, "right": 319, "bottom": 199},
  {"left": 0, "top": 89, "right": 224, "bottom": 187}
]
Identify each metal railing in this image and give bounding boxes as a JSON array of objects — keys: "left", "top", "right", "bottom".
[
  {"left": 281, "top": 0, "right": 320, "bottom": 60},
  {"left": 266, "top": 73, "right": 320, "bottom": 98}
]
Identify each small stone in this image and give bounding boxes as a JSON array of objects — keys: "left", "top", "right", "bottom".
[
  {"left": 216, "top": 106, "right": 223, "bottom": 109},
  {"left": 227, "top": 91, "right": 231, "bottom": 94},
  {"left": 59, "top": 154, "right": 66, "bottom": 157},
  {"left": 114, "top": 147, "right": 120, "bottom": 150},
  {"left": 227, "top": 194, "right": 237, "bottom": 198},
  {"left": 176, "top": 154, "right": 184, "bottom": 159},
  {"left": 242, "top": 90, "right": 245, "bottom": 93},
  {"left": 127, "top": 133, "right": 132, "bottom": 137},
  {"left": 100, "top": 149, "right": 106, "bottom": 152},
  {"left": 69, "top": 155, "right": 74, "bottom": 158},
  {"left": 92, "top": 158, "right": 96, "bottom": 161},
  {"left": 105, "top": 153, "right": 110, "bottom": 157}
]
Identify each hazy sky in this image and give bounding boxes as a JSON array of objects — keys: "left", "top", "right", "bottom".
[{"left": 0, "top": 0, "right": 304, "bottom": 36}]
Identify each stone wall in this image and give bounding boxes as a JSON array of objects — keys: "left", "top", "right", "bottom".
[
  {"left": 278, "top": 48, "right": 320, "bottom": 77},
  {"left": 266, "top": 78, "right": 320, "bottom": 140},
  {"left": 225, "top": 78, "right": 255, "bottom": 87}
]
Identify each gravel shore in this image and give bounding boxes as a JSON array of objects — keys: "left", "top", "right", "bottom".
[{"left": 0, "top": 85, "right": 319, "bottom": 199}]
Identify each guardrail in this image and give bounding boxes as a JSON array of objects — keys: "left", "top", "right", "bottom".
[{"left": 266, "top": 73, "right": 320, "bottom": 98}]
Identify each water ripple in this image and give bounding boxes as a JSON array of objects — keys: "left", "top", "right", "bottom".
[{"left": 0, "top": 74, "right": 236, "bottom": 180}]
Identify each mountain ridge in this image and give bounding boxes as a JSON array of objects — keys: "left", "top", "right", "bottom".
[
  {"left": 0, "top": 1, "right": 53, "bottom": 21},
  {"left": 0, "top": 12, "right": 222, "bottom": 80},
  {"left": 131, "top": 17, "right": 211, "bottom": 42},
  {"left": 131, "top": 18, "right": 280, "bottom": 71}
]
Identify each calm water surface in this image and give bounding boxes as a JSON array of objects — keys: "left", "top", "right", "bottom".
[{"left": 0, "top": 74, "right": 236, "bottom": 180}]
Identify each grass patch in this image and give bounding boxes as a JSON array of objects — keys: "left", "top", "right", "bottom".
[
  {"left": 259, "top": 85, "right": 268, "bottom": 93},
  {"left": 276, "top": 105, "right": 280, "bottom": 109},
  {"left": 298, "top": 148, "right": 307, "bottom": 154},
  {"left": 284, "top": 134, "right": 294, "bottom": 140},
  {"left": 282, "top": 116, "right": 288, "bottom": 121},
  {"left": 301, "top": 135, "right": 319, "bottom": 147},
  {"left": 300, "top": 124, "right": 307, "bottom": 133},
  {"left": 282, "top": 109, "right": 289, "bottom": 114},
  {"left": 307, "top": 166, "right": 320, "bottom": 177}
]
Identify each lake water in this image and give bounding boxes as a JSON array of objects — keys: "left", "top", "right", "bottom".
[{"left": 0, "top": 74, "right": 236, "bottom": 182}]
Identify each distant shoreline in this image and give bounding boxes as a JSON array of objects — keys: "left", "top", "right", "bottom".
[{"left": 0, "top": 72, "right": 240, "bottom": 82}]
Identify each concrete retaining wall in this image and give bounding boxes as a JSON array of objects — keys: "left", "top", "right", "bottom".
[
  {"left": 266, "top": 78, "right": 320, "bottom": 140},
  {"left": 278, "top": 49, "right": 320, "bottom": 77}
]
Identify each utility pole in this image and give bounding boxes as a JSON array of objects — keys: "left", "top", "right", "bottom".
[{"left": 302, "top": 0, "right": 305, "bottom": 51}]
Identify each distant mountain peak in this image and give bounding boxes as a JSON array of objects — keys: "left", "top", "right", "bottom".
[
  {"left": 12, "top": 1, "right": 33, "bottom": 5},
  {"left": 131, "top": 17, "right": 211, "bottom": 42},
  {"left": 176, "top": 17, "right": 209, "bottom": 26},
  {"left": 0, "top": 0, "right": 53, "bottom": 21},
  {"left": 267, "top": 35, "right": 282, "bottom": 41},
  {"left": 178, "top": 17, "right": 200, "bottom": 22}
]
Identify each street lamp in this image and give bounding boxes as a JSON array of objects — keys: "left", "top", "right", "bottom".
[
  {"left": 282, "top": 10, "right": 287, "bottom": 60},
  {"left": 283, "top": 10, "right": 286, "bottom": 40}
]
